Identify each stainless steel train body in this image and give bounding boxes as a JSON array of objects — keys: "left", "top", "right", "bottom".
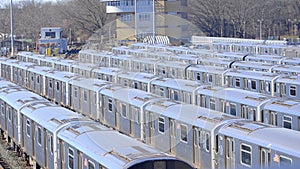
[
  {"left": 0, "top": 79, "right": 192, "bottom": 169},
  {"left": 2, "top": 58, "right": 300, "bottom": 168}
]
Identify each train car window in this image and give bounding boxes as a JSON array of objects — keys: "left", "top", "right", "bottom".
[
  {"left": 158, "top": 117, "right": 165, "bottom": 133},
  {"left": 209, "top": 98, "right": 216, "bottom": 110},
  {"left": 37, "top": 76, "right": 40, "bottom": 84},
  {"left": 251, "top": 80, "right": 256, "bottom": 90},
  {"left": 280, "top": 84, "right": 286, "bottom": 96},
  {"left": 270, "top": 111, "right": 278, "bottom": 126},
  {"left": 56, "top": 82, "right": 60, "bottom": 91},
  {"left": 208, "top": 74, "right": 213, "bottom": 83},
  {"left": 83, "top": 91, "right": 87, "bottom": 102},
  {"left": 37, "top": 126, "right": 42, "bottom": 145},
  {"left": 260, "top": 81, "right": 264, "bottom": 92},
  {"left": 220, "top": 100, "right": 226, "bottom": 113},
  {"left": 241, "top": 144, "right": 252, "bottom": 167},
  {"left": 159, "top": 88, "right": 165, "bottom": 97},
  {"left": 8, "top": 107, "right": 12, "bottom": 121},
  {"left": 31, "top": 75, "right": 34, "bottom": 81},
  {"left": 244, "top": 79, "right": 248, "bottom": 89},
  {"left": 266, "top": 82, "right": 270, "bottom": 92},
  {"left": 49, "top": 79, "right": 52, "bottom": 89},
  {"left": 180, "top": 124, "right": 188, "bottom": 143},
  {"left": 241, "top": 105, "right": 247, "bottom": 119},
  {"left": 236, "top": 78, "right": 240, "bottom": 87},
  {"left": 74, "top": 88, "right": 78, "bottom": 98},
  {"left": 121, "top": 103, "right": 127, "bottom": 118},
  {"left": 68, "top": 148, "right": 74, "bottom": 169},
  {"left": 88, "top": 160, "right": 95, "bottom": 169},
  {"left": 230, "top": 103, "right": 237, "bottom": 116},
  {"left": 290, "top": 85, "right": 296, "bottom": 97},
  {"left": 283, "top": 115, "right": 292, "bottom": 129},
  {"left": 48, "top": 134, "right": 53, "bottom": 154},
  {"left": 131, "top": 107, "right": 139, "bottom": 123},
  {"left": 26, "top": 119, "right": 31, "bottom": 137},
  {"left": 108, "top": 98, "right": 113, "bottom": 112},
  {"left": 200, "top": 95, "right": 206, "bottom": 107},
  {"left": 173, "top": 90, "right": 179, "bottom": 101},
  {"left": 0, "top": 102, "right": 4, "bottom": 116},
  {"left": 279, "top": 156, "right": 292, "bottom": 167},
  {"left": 215, "top": 135, "right": 219, "bottom": 153},
  {"left": 196, "top": 72, "right": 201, "bottom": 81},
  {"left": 205, "top": 133, "right": 210, "bottom": 152}
]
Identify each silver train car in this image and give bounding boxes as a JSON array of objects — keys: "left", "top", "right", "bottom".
[
  {"left": 0, "top": 79, "right": 193, "bottom": 169},
  {"left": 3, "top": 58, "right": 300, "bottom": 131},
  {"left": 1, "top": 71, "right": 300, "bottom": 169}
]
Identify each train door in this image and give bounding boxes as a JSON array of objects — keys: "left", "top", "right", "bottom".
[
  {"left": 225, "top": 137, "right": 235, "bottom": 169},
  {"left": 260, "top": 147, "right": 270, "bottom": 169},
  {"left": 169, "top": 119, "right": 176, "bottom": 154},
  {"left": 60, "top": 140, "right": 65, "bottom": 169},
  {"left": 148, "top": 112, "right": 155, "bottom": 145},
  {"left": 193, "top": 127, "right": 201, "bottom": 168}
]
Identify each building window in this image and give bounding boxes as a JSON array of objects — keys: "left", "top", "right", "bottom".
[
  {"left": 37, "top": 127, "right": 42, "bottom": 145},
  {"left": 26, "top": 119, "right": 31, "bottom": 137},
  {"left": 290, "top": 85, "right": 296, "bottom": 96},
  {"left": 158, "top": 117, "right": 165, "bottom": 133},
  {"left": 241, "top": 144, "right": 252, "bottom": 166},
  {"left": 139, "top": 13, "right": 150, "bottom": 21},
  {"left": 120, "top": 14, "right": 132, "bottom": 22},
  {"left": 68, "top": 148, "right": 74, "bottom": 169},
  {"left": 180, "top": 124, "right": 188, "bottom": 142},
  {"left": 283, "top": 115, "right": 292, "bottom": 129}
]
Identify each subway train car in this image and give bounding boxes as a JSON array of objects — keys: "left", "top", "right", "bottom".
[
  {"left": 0, "top": 79, "right": 193, "bottom": 169},
  {"left": 2, "top": 59, "right": 300, "bottom": 168}
]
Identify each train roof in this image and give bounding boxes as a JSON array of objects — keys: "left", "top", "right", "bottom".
[
  {"left": 277, "top": 75, "right": 300, "bottom": 85},
  {"left": 187, "top": 65, "right": 226, "bottom": 74},
  {"left": 117, "top": 72, "right": 158, "bottom": 84},
  {"left": 272, "top": 65, "right": 300, "bottom": 74},
  {"left": 197, "top": 86, "right": 272, "bottom": 106},
  {"left": 226, "top": 70, "right": 278, "bottom": 80},
  {"left": 221, "top": 122, "right": 300, "bottom": 157},
  {"left": 27, "top": 65, "right": 53, "bottom": 75},
  {"left": 68, "top": 77, "right": 112, "bottom": 91},
  {"left": 92, "top": 67, "right": 123, "bottom": 76},
  {"left": 45, "top": 70, "right": 77, "bottom": 81},
  {"left": 231, "top": 61, "right": 273, "bottom": 70},
  {"left": 152, "top": 78, "right": 201, "bottom": 92},
  {"left": 264, "top": 99, "right": 300, "bottom": 116}
]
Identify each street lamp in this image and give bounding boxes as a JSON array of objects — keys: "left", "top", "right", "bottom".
[{"left": 258, "top": 19, "right": 263, "bottom": 40}]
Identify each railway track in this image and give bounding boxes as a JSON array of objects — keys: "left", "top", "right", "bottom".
[{"left": 0, "top": 156, "right": 10, "bottom": 169}]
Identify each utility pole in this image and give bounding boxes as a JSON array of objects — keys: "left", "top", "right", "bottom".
[{"left": 10, "top": 0, "right": 14, "bottom": 56}]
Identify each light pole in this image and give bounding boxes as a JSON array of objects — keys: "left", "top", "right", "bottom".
[
  {"left": 243, "top": 21, "right": 246, "bottom": 38},
  {"left": 10, "top": 0, "right": 14, "bottom": 56},
  {"left": 288, "top": 19, "right": 297, "bottom": 43},
  {"left": 152, "top": 0, "right": 156, "bottom": 44},
  {"left": 258, "top": 19, "right": 263, "bottom": 40}
]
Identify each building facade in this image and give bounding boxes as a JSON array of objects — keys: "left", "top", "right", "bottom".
[
  {"left": 38, "top": 27, "right": 67, "bottom": 55},
  {"left": 105, "top": 0, "right": 188, "bottom": 44}
]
